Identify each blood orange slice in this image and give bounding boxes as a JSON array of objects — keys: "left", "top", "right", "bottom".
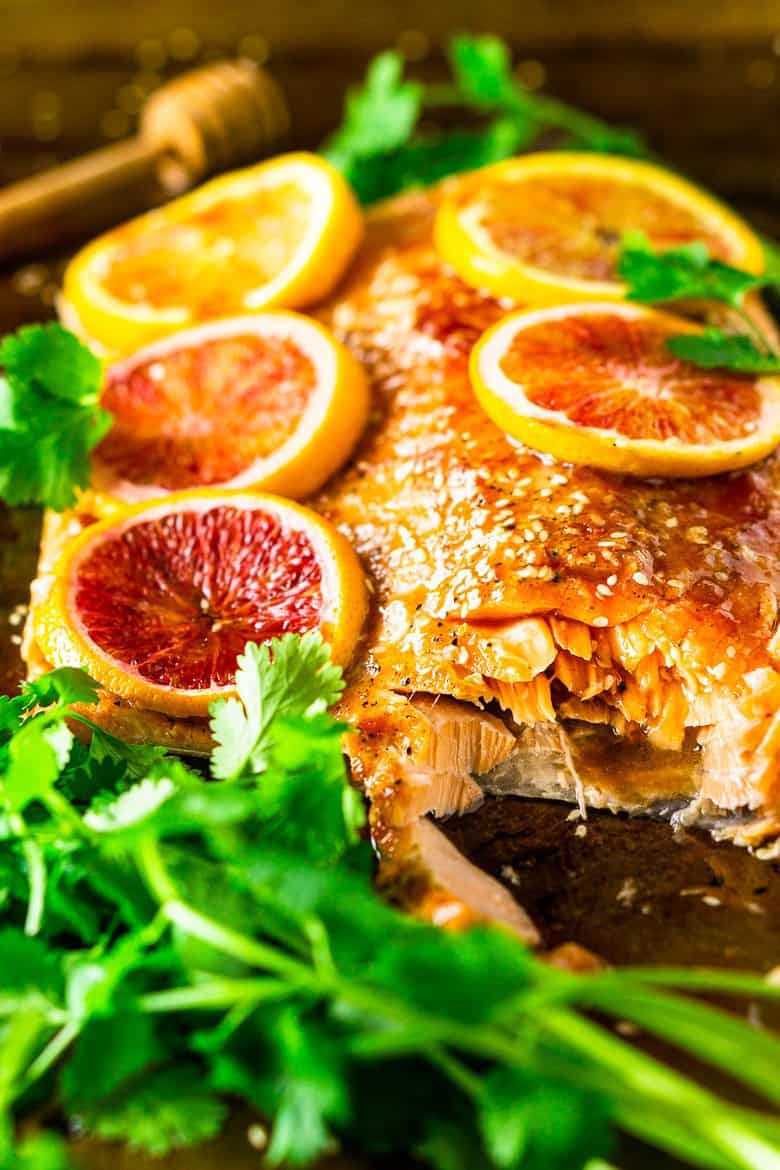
[
  {"left": 34, "top": 490, "right": 367, "bottom": 717},
  {"left": 435, "top": 153, "right": 765, "bottom": 304},
  {"left": 62, "top": 153, "right": 364, "bottom": 354},
  {"left": 470, "top": 303, "right": 780, "bottom": 477},
  {"left": 91, "top": 313, "right": 370, "bottom": 502}
]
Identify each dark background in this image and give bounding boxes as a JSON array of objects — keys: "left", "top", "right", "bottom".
[{"left": 1, "top": 0, "right": 779, "bottom": 224}]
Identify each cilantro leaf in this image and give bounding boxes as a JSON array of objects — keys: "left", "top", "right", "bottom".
[
  {"left": 667, "top": 328, "right": 780, "bottom": 374},
  {"left": 324, "top": 51, "right": 422, "bottom": 172},
  {"left": 77, "top": 1063, "right": 227, "bottom": 1155},
  {"left": 61, "top": 1013, "right": 163, "bottom": 1108},
  {"left": 23, "top": 668, "right": 101, "bottom": 710},
  {"left": 478, "top": 1068, "right": 612, "bottom": 1170},
  {"left": 0, "top": 324, "right": 101, "bottom": 406},
  {"left": 618, "top": 231, "right": 762, "bottom": 306},
  {"left": 2, "top": 718, "right": 73, "bottom": 813},
  {"left": 761, "top": 234, "right": 780, "bottom": 289},
  {"left": 367, "top": 925, "right": 533, "bottom": 1025},
  {"left": 325, "top": 35, "right": 646, "bottom": 205},
  {"left": 209, "top": 633, "right": 344, "bottom": 780},
  {"left": 0, "top": 324, "right": 111, "bottom": 510},
  {"left": 265, "top": 1013, "right": 351, "bottom": 1167},
  {"left": 4, "top": 1132, "right": 77, "bottom": 1170},
  {"left": 448, "top": 34, "right": 520, "bottom": 110},
  {"left": 416, "top": 1116, "right": 489, "bottom": 1170},
  {"left": 253, "top": 713, "right": 365, "bottom": 864},
  {"left": 0, "top": 930, "right": 62, "bottom": 998},
  {"left": 83, "top": 776, "right": 178, "bottom": 835}
]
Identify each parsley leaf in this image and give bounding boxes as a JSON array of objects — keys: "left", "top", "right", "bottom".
[
  {"left": 0, "top": 324, "right": 111, "bottom": 511},
  {"left": 209, "top": 632, "right": 344, "bottom": 781},
  {"left": 667, "top": 328, "right": 780, "bottom": 374}
]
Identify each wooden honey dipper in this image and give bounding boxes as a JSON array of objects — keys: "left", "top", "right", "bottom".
[{"left": 0, "top": 58, "right": 290, "bottom": 263}]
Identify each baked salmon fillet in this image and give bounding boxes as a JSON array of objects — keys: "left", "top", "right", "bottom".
[{"left": 24, "top": 176, "right": 780, "bottom": 940}]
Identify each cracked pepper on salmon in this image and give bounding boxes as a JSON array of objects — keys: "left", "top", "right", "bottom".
[{"left": 24, "top": 172, "right": 780, "bottom": 938}]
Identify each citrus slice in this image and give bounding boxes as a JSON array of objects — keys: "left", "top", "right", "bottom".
[
  {"left": 469, "top": 302, "right": 780, "bottom": 477},
  {"left": 91, "top": 312, "right": 370, "bottom": 502},
  {"left": 62, "top": 153, "right": 364, "bottom": 354},
  {"left": 435, "top": 153, "right": 765, "bottom": 304},
  {"left": 34, "top": 490, "right": 367, "bottom": 717}
]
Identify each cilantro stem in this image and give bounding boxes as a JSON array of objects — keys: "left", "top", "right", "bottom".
[
  {"left": 571, "top": 982, "right": 780, "bottom": 1106},
  {"left": 599, "top": 967, "right": 780, "bottom": 997},
  {"left": 539, "top": 1009, "right": 780, "bottom": 1170},
  {"left": 138, "top": 833, "right": 780, "bottom": 1170},
  {"left": 7, "top": 813, "right": 47, "bottom": 937},
  {"left": 732, "top": 301, "right": 777, "bottom": 356},
  {"left": 139, "top": 978, "right": 293, "bottom": 1014},
  {"left": 427, "top": 1045, "right": 484, "bottom": 1099},
  {"left": 19, "top": 1020, "right": 80, "bottom": 1094}
]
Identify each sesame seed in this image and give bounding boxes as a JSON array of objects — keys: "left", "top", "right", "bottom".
[
  {"left": 596, "top": 584, "right": 613, "bottom": 598},
  {"left": 593, "top": 616, "right": 609, "bottom": 627},
  {"left": 632, "top": 571, "right": 650, "bottom": 586},
  {"left": 607, "top": 574, "right": 618, "bottom": 587},
  {"left": 726, "top": 645, "right": 736, "bottom": 659}
]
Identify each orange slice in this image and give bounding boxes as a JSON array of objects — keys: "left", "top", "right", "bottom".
[
  {"left": 469, "top": 302, "right": 780, "bottom": 478},
  {"left": 62, "top": 153, "right": 364, "bottom": 354},
  {"left": 34, "top": 490, "right": 367, "bottom": 717},
  {"left": 435, "top": 153, "right": 765, "bottom": 304},
  {"left": 91, "top": 312, "right": 370, "bottom": 503}
]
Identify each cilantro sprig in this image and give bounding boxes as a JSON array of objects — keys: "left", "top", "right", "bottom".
[
  {"left": 618, "top": 232, "right": 780, "bottom": 374},
  {"left": 3, "top": 634, "right": 780, "bottom": 1169},
  {"left": 323, "top": 34, "right": 647, "bottom": 204},
  {"left": 0, "top": 324, "right": 110, "bottom": 511}
]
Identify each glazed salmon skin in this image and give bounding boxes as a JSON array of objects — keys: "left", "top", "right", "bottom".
[{"left": 24, "top": 172, "right": 780, "bottom": 940}]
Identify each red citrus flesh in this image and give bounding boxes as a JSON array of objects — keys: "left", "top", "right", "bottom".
[
  {"left": 96, "top": 333, "right": 315, "bottom": 491},
  {"left": 102, "top": 183, "right": 310, "bottom": 317},
  {"left": 72, "top": 504, "right": 323, "bottom": 689},
  {"left": 480, "top": 175, "right": 737, "bottom": 282},
  {"left": 499, "top": 312, "right": 762, "bottom": 442}
]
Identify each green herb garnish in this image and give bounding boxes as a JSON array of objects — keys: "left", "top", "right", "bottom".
[
  {"left": 323, "top": 34, "right": 647, "bottom": 204},
  {"left": 619, "top": 231, "right": 780, "bottom": 373},
  {"left": 3, "top": 634, "right": 780, "bottom": 1169},
  {"left": 0, "top": 324, "right": 111, "bottom": 511}
]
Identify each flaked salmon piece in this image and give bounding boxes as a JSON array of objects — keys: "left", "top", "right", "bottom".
[
  {"left": 378, "top": 816, "right": 540, "bottom": 944},
  {"left": 25, "top": 168, "right": 780, "bottom": 941}
]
